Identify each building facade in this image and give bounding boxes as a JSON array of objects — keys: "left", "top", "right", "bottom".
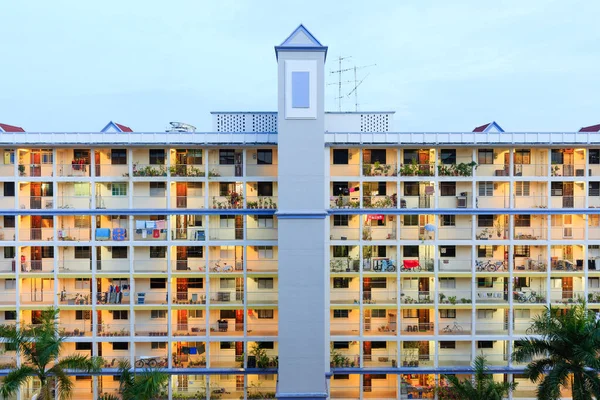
[{"left": 0, "top": 25, "right": 599, "bottom": 399}]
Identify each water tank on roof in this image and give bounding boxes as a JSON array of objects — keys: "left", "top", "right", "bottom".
[{"left": 166, "top": 122, "right": 196, "bottom": 132}]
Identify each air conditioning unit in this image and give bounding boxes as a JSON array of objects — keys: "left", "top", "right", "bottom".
[{"left": 457, "top": 196, "right": 467, "bottom": 208}]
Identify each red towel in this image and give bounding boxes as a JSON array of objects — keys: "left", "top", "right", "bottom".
[
  {"left": 153, "top": 229, "right": 160, "bottom": 238},
  {"left": 404, "top": 260, "right": 420, "bottom": 268}
]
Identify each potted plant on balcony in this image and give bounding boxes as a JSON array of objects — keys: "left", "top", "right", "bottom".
[{"left": 494, "top": 222, "right": 504, "bottom": 238}]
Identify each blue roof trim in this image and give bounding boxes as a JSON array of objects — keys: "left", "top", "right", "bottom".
[
  {"left": 100, "top": 121, "right": 124, "bottom": 133},
  {"left": 329, "top": 208, "right": 600, "bottom": 215},
  {"left": 274, "top": 46, "right": 328, "bottom": 61},
  {"left": 276, "top": 212, "right": 328, "bottom": 219},
  {"left": 0, "top": 209, "right": 277, "bottom": 216},
  {"left": 279, "top": 24, "right": 323, "bottom": 47},
  {"left": 485, "top": 121, "right": 505, "bottom": 133}
]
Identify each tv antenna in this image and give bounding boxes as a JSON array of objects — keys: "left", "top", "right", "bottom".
[{"left": 328, "top": 57, "right": 376, "bottom": 111}]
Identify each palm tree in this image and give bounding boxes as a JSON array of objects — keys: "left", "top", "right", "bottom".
[
  {"left": 437, "top": 355, "right": 516, "bottom": 400},
  {"left": 0, "top": 307, "right": 103, "bottom": 400},
  {"left": 512, "top": 301, "right": 600, "bottom": 400},
  {"left": 110, "top": 360, "right": 169, "bottom": 400}
]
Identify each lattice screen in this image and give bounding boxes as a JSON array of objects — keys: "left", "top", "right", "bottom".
[
  {"left": 251, "top": 114, "right": 277, "bottom": 132},
  {"left": 360, "top": 114, "right": 390, "bottom": 132},
  {"left": 216, "top": 114, "right": 246, "bottom": 132}
]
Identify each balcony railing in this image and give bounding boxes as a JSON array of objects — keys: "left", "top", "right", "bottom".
[
  {"left": 330, "top": 291, "right": 360, "bottom": 304},
  {"left": 399, "top": 195, "right": 434, "bottom": 209},
  {"left": 475, "top": 322, "right": 509, "bottom": 335},
  {"left": 132, "top": 196, "right": 167, "bottom": 209},
  {"left": 246, "top": 196, "right": 278, "bottom": 209},
  {"left": 209, "top": 291, "right": 243, "bottom": 304},
  {"left": 246, "top": 260, "right": 278, "bottom": 273},
  {"left": 514, "top": 227, "right": 547, "bottom": 240},
  {"left": 513, "top": 195, "right": 548, "bottom": 209},
  {"left": 247, "top": 228, "right": 277, "bottom": 241},
  {"left": 132, "top": 260, "right": 168, "bottom": 273},
  {"left": 172, "top": 196, "right": 205, "bottom": 209},
  {"left": 171, "top": 259, "right": 207, "bottom": 272},
  {"left": 550, "top": 227, "right": 584, "bottom": 240},
  {"left": 172, "top": 291, "right": 206, "bottom": 305},
  {"left": 96, "top": 260, "right": 130, "bottom": 273},
  {"left": 246, "top": 322, "right": 278, "bottom": 336},
  {"left": 439, "top": 353, "right": 472, "bottom": 366},
  {"left": 18, "top": 228, "right": 54, "bottom": 241},
  {"left": 330, "top": 195, "right": 360, "bottom": 209},
  {"left": 19, "top": 196, "right": 54, "bottom": 210},
  {"left": 57, "top": 164, "right": 90, "bottom": 177},
  {"left": 169, "top": 164, "right": 205, "bottom": 177},
  {"left": 19, "top": 291, "right": 55, "bottom": 305},
  {"left": 207, "top": 164, "right": 242, "bottom": 178},
  {"left": 247, "top": 291, "right": 278, "bottom": 305},
  {"left": 362, "top": 227, "right": 396, "bottom": 240},
  {"left": 246, "top": 163, "right": 277, "bottom": 177},
  {"left": 209, "top": 321, "right": 244, "bottom": 335},
  {"left": 362, "top": 163, "right": 396, "bottom": 177},
  {"left": 171, "top": 227, "right": 206, "bottom": 241},
  {"left": 56, "top": 196, "right": 91, "bottom": 210},
  {"left": 330, "top": 164, "right": 360, "bottom": 176},
  {"left": 439, "top": 321, "right": 472, "bottom": 335},
  {"left": 476, "top": 164, "right": 510, "bottom": 177},
  {"left": 171, "top": 321, "right": 207, "bottom": 336},
  {"left": 439, "top": 259, "right": 472, "bottom": 272},
  {"left": 18, "top": 164, "right": 53, "bottom": 177},
  {"left": 437, "top": 227, "right": 472, "bottom": 240},
  {"left": 134, "top": 323, "right": 168, "bottom": 336},
  {"left": 439, "top": 290, "right": 472, "bottom": 304},
  {"left": 132, "top": 164, "right": 167, "bottom": 177},
  {"left": 398, "top": 162, "right": 435, "bottom": 177},
  {"left": 59, "top": 260, "right": 92, "bottom": 273},
  {"left": 58, "top": 291, "right": 92, "bottom": 305},
  {"left": 59, "top": 322, "right": 93, "bottom": 337},
  {"left": 399, "top": 322, "right": 434, "bottom": 334},
  {"left": 551, "top": 164, "right": 586, "bottom": 177},
  {"left": 476, "top": 290, "right": 509, "bottom": 303},
  {"left": 331, "top": 257, "right": 360, "bottom": 273},
  {"left": 0, "top": 356, "right": 17, "bottom": 369},
  {"left": 58, "top": 228, "right": 91, "bottom": 241},
  {"left": 513, "top": 164, "right": 548, "bottom": 177},
  {"left": 0, "top": 228, "right": 15, "bottom": 241},
  {"left": 330, "top": 227, "right": 360, "bottom": 241},
  {"left": 133, "top": 227, "right": 168, "bottom": 241},
  {"left": 476, "top": 196, "right": 510, "bottom": 209},
  {"left": 95, "top": 164, "right": 129, "bottom": 177},
  {"left": 95, "top": 196, "right": 129, "bottom": 209},
  {"left": 362, "top": 195, "right": 397, "bottom": 209},
  {"left": 330, "top": 322, "right": 360, "bottom": 335},
  {"left": 400, "top": 291, "right": 434, "bottom": 304},
  {"left": 550, "top": 290, "right": 585, "bottom": 304}
]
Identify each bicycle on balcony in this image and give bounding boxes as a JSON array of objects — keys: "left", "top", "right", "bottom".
[
  {"left": 372, "top": 259, "right": 396, "bottom": 272},
  {"left": 514, "top": 290, "right": 538, "bottom": 303},
  {"left": 442, "top": 322, "right": 463, "bottom": 334},
  {"left": 211, "top": 259, "right": 233, "bottom": 273},
  {"left": 476, "top": 260, "right": 507, "bottom": 272},
  {"left": 401, "top": 259, "right": 428, "bottom": 272}
]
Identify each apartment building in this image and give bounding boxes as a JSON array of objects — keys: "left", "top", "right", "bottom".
[{"left": 0, "top": 25, "right": 598, "bottom": 400}]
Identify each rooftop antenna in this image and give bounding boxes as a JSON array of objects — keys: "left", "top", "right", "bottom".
[
  {"left": 328, "top": 56, "right": 352, "bottom": 111},
  {"left": 328, "top": 58, "right": 376, "bottom": 111},
  {"left": 347, "top": 64, "right": 376, "bottom": 111}
]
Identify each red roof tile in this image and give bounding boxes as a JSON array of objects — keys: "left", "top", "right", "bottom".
[
  {"left": 579, "top": 124, "right": 600, "bottom": 132},
  {"left": 114, "top": 123, "right": 133, "bottom": 132},
  {"left": 473, "top": 123, "right": 490, "bottom": 132},
  {"left": 0, "top": 123, "right": 25, "bottom": 132}
]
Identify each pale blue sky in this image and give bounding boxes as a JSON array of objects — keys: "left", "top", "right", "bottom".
[{"left": 1, "top": 0, "right": 598, "bottom": 132}]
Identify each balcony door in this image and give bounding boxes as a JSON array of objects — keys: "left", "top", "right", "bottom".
[
  {"left": 176, "top": 183, "right": 187, "bottom": 208},
  {"left": 177, "top": 310, "right": 188, "bottom": 331},
  {"left": 363, "top": 341, "right": 372, "bottom": 362},
  {"left": 30, "top": 150, "right": 41, "bottom": 177},
  {"left": 31, "top": 215, "right": 42, "bottom": 240},
  {"left": 29, "top": 278, "right": 45, "bottom": 302},
  {"left": 418, "top": 310, "right": 430, "bottom": 332},
  {"left": 177, "top": 278, "right": 188, "bottom": 301},
  {"left": 235, "top": 309, "right": 244, "bottom": 331},
  {"left": 234, "top": 152, "right": 243, "bottom": 177},
  {"left": 563, "top": 277, "right": 573, "bottom": 299},
  {"left": 176, "top": 247, "right": 188, "bottom": 271},
  {"left": 419, "top": 341, "right": 430, "bottom": 361},
  {"left": 563, "top": 183, "right": 574, "bottom": 208},
  {"left": 31, "top": 246, "right": 42, "bottom": 271},
  {"left": 30, "top": 183, "right": 42, "bottom": 209}
]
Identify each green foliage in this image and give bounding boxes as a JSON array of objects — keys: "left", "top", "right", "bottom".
[
  {"left": 437, "top": 161, "right": 477, "bottom": 176},
  {"left": 438, "top": 355, "right": 516, "bottom": 400},
  {"left": 116, "top": 360, "right": 169, "bottom": 400},
  {"left": 0, "top": 307, "right": 103, "bottom": 400},
  {"left": 512, "top": 301, "right": 600, "bottom": 400}
]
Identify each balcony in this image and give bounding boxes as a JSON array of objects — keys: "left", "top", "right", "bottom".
[
  {"left": 399, "top": 322, "right": 434, "bottom": 335},
  {"left": 399, "top": 195, "right": 433, "bottom": 209},
  {"left": 0, "top": 226, "right": 14, "bottom": 242},
  {"left": 207, "top": 259, "right": 243, "bottom": 273},
  {"left": 209, "top": 354, "right": 241, "bottom": 368},
  {"left": 96, "top": 260, "right": 130, "bottom": 273},
  {"left": 210, "top": 195, "right": 243, "bottom": 210},
  {"left": 171, "top": 259, "right": 207, "bottom": 273},
  {"left": 134, "top": 323, "right": 168, "bottom": 337},
  {"left": 246, "top": 322, "right": 278, "bottom": 336},
  {"left": 247, "top": 291, "right": 278, "bottom": 305},
  {"left": 59, "top": 322, "right": 93, "bottom": 337},
  {"left": 330, "top": 291, "right": 359, "bottom": 304},
  {"left": 133, "top": 260, "right": 168, "bottom": 273},
  {"left": 514, "top": 227, "right": 547, "bottom": 240},
  {"left": 400, "top": 291, "right": 434, "bottom": 305},
  {"left": 209, "top": 290, "right": 243, "bottom": 305},
  {"left": 398, "top": 162, "right": 434, "bottom": 177},
  {"left": 439, "top": 353, "right": 472, "bottom": 366},
  {"left": 169, "top": 164, "right": 205, "bottom": 177},
  {"left": 18, "top": 163, "right": 52, "bottom": 177},
  {"left": 400, "top": 353, "right": 433, "bottom": 368},
  {"left": 477, "top": 163, "right": 510, "bottom": 177},
  {"left": 476, "top": 290, "right": 509, "bottom": 304},
  {"left": 246, "top": 196, "right": 278, "bottom": 209},
  {"left": 513, "top": 290, "right": 547, "bottom": 304},
  {"left": 56, "top": 196, "right": 90, "bottom": 210},
  {"left": 364, "top": 354, "right": 397, "bottom": 368},
  {"left": 0, "top": 356, "right": 17, "bottom": 370},
  {"left": 439, "top": 290, "right": 472, "bottom": 304},
  {"left": 19, "top": 291, "right": 54, "bottom": 305},
  {"left": 19, "top": 228, "right": 54, "bottom": 241},
  {"left": 364, "top": 291, "right": 397, "bottom": 305},
  {"left": 330, "top": 164, "right": 360, "bottom": 177},
  {"left": 58, "top": 291, "right": 92, "bottom": 306},
  {"left": 514, "top": 195, "right": 548, "bottom": 209},
  {"left": 439, "top": 321, "right": 472, "bottom": 335},
  {"left": 330, "top": 195, "right": 360, "bottom": 209},
  {"left": 134, "top": 290, "right": 169, "bottom": 305},
  {"left": 208, "top": 321, "right": 244, "bottom": 335},
  {"left": 172, "top": 291, "right": 206, "bottom": 305},
  {"left": 133, "top": 228, "right": 167, "bottom": 241},
  {"left": 207, "top": 164, "right": 241, "bottom": 178},
  {"left": 331, "top": 257, "right": 360, "bottom": 273},
  {"left": 172, "top": 321, "right": 207, "bottom": 337},
  {"left": 513, "top": 164, "right": 548, "bottom": 177},
  {"left": 550, "top": 290, "right": 585, "bottom": 305},
  {"left": 132, "top": 164, "right": 167, "bottom": 177},
  {"left": 437, "top": 162, "right": 477, "bottom": 177},
  {"left": 247, "top": 228, "right": 277, "bottom": 241},
  {"left": 0, "top": 259, "right": 15, "bottom": 273},
  {"left": 475, "top": 322, "right": 509, "bottom": 335},
  {"left": 0, "top": 290, "right": 15, "bottom": 304},
  {"left": 132, "top": 195, "right": 167, "bottom": 209},
  {"left": 362, "top": 195, "right": 397, "bottom": 209},
  {"left": 58, "top": 228, "right": 91, "bottom": 241},
  {"left": 330, "top": 227, "right": 359, "bottom": 241},
  {"left": 475, "top": 259, "right": 507, "bottom": 273},
  {"left": 171, "top": 196, "right": 205, "bottom": 209},
  {"left": 330, "top": 321, "right": 360, "bottom": 335},
  {"left": 19, "top": 196, "right": 54, "bottom": 210},
  {"left": 362, "top": 163, "right": 396, "bottom": 177},
  {"left": 551, "top": 163, "right": 586, "bottom": 177},
  {"left": 246, "top": 163, "right": 277, "bottom": 177},
  {"left": 439, "top": 259, "right": 471, "bottom": 272},
  {"left": 171, "top": 227, "right": 206, "bottom": 241},
  {"left": 551, "top": 227, "right": 584, "bottom": 240},
  {"left": 437, "top": 227, "right": 472, "bottom": 240},
  {"left": 399, "top": 258, "right": 434, "bottom": 273},
  {"left": 59, "top": 260, "right": 92, "bottom": 273},
  {"left": 362, "top": 226, "right": 396, "bottom": 241},
  {"left": 476, "top": 196, "right": 510, "bottom": 209},
  {"left": 21, "top": 260, "right": 53, "bottom": 273},
  {"left": 95, "top": 164, "right": 129, "bottom": 178},
  {"left": 56, "top": 164, "right": 90, "bottom": 178},
  {"left": 550, "top": 196, "right": 585, "bottom": 209},
  {"left": 246, "top": 259, "right": 278, "bottom": 273},
  {"left": 96, "top": 196, "right": 129, "bottom": 209}
]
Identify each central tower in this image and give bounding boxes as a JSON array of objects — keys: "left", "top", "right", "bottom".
[{"left": 274, "top": 25, "right": 328, "bottom": 399}]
